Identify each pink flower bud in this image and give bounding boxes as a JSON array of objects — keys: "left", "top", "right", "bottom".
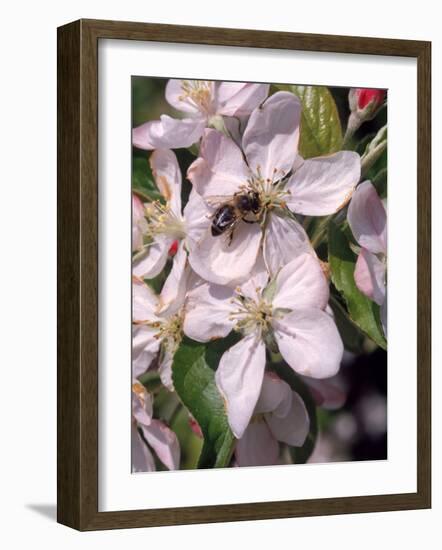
[
  {"left": 168, "top": 240, "right": 179, "bottom": 257},
  {"left": 349, "top": 88, "right": 385, "bottom": 121},
  {"left": 355, "top": 88, "right": 385, "bottom": 110}
]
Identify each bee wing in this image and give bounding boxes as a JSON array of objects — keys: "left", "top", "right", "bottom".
[{"left": 204, "top": 194, "right": 236, "bottom": 208}]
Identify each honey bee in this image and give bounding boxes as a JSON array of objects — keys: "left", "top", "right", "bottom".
[{"left": 209, "top": 191, "right": 261, "bottom": 243}]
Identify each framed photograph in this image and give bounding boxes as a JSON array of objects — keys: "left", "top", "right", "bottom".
[{"left": 57, "top": 19, "right": 431, "bottom": 530}]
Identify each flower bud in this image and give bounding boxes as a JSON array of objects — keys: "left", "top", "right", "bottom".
[
  {"left": 344, "top": 88, "right": 386, "bottom": 146},
  {"left": 349, "top": 88, "right": 385, "bottom": 122},
  {"left": 168, "top": 240, "right": 179, "bottom": 256}
]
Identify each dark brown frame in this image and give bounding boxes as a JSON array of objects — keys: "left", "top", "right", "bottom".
[{"left": 57, "top": 18, "right": 431, "bottom": 531}]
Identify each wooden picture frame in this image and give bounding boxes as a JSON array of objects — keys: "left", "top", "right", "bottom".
[{"left": 57, "top": 18, "right": 431, "bottom": 531}]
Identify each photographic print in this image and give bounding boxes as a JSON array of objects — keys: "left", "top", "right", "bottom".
[{"left": 131, "top": 77, "right": 388, "bottom": 473}]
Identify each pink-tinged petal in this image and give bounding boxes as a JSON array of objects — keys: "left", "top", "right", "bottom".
[
  {"left": 285, "top": 151, "right": 361, "bottom": 216},
  {"left": 132, "top": 115, "right": 205, "bottom": 150},
  {"left": 235, "top": 421, "right": 279, "bottom": 467},
  {"left": 158, "top": 346, "right": 175, "bottom": 391},
  {"left": 132, "top": 278, "right": 159, "bottom": 321},
  {"left": 255, "top": 372, "right": 292, "bottom": 417},
  {"left": 132, "top": 382, "right": 153, "bottom": 426},
  {"left": 354, "top": 248, "right": 386, "bottom": 305},
  {"left": 215, "top": 82, "right": 249, "bottom": 105},
  {"left": 266, "top": 391, "right": 309, "bottom": 447},
  {"left": 216, "top": 83, "right": 270, "bottom": 117},
  {"left": 132, "top": 235, "right": 171, "bottom": 279},
  {"left": 348, "top": 180, "right": 387, "bottom": 254},
  {"left": 238, "top": 254, "right": 269, "bottom": 303},
  {"left": 157, "top": 242, "right": 188, "bottom": 315},
  {"left": 141, "top": 419, "right": 180, "bottom": 471},
  {"left": 263, "top": 212, "right": 313, "bottom": 277},
  {"left": 303, "top": 377, "right": 346, "bottom": 410},
  {"left": 132, "top": 325, "right": 160, "bottom": 378},
  {"left": 132, "top": 424, "right": 155, "bottom": 472},
  {"left": 273, "top": 308, "right": 343, "bottom": 379},
  {"left": 273, "top": 253, "right": 329, "bottom": 311},
  {"left": 381, "top": 292, "right": 387, "bottom": 338},
  {"left": 183, "top": 189, "right": 212, "bottom": 247},
  {"left": 187, "top": 129, "right": 248, "bottom": 198},
  {"left": 215, "top": 333, "right": 266, "bottom": 438},
  {"left": 184, "top": 282, "right": 236, "bottom": 342},
  {"left": 150, "top": 149, "right": 182, "bottom": 215},
  {"left": 242, "top": 91, "right": 301, "bottom": 180},
  {"left": 165, "top": 79, "right": 203, "bottom": 114},
  {"left": 132, "top": 195, "right": 147, "bottom": 251},
  {"left": 188, "top": 221, "right": 262, "bottom": 286}
]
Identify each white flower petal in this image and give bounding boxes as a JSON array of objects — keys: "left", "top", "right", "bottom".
[
  {"left": 242, "top": 91, "right": 301, "bottom": 180},
  {"left": 132, "top": 278, "right": 159, "bottom": 321},
  {"left": 132, "top": 325, "right": 160, "bottom": 378},
  {"left": 157, "top": 346, "right": 175, "bottom": 391},
  {"left": 266, "top": 390, "right": 309, "bottom": 447},
  {"left": 188, "top": 221, "right": 262, "bottom": 286},
  {"left": 183, "top": 282, "right": 235, "bottom": 342},
  {"left": 272, "top": 253, "right": 329, "bottom": 311},
  {"left": 132, "top": 236, "right": 171, "bottom": 279},
  {"left": 133, "top": 115, "right": 205, "bottom": 150},
  {"left": 215, "top": 333, "right": 266, "bottom": 438},
  {"left": 348, "top": 180, "right": 387, "bottom": 255},
  {"left": 150, "top": 149, "right": 182, "bottom": 216},
  {"left": 187, "top": 129, "right": 248, "bottom": 198},
  {"left": 285, "top": 151, "right": 361, "bottom": 216},
  {"left": 165, "top": 79, "right": 203, "bottom": 114},
  {"left": 255, "top": 372, "right": 293, "bottom": 417},
  {"left": 263, "top": 212, "right": 313, "bottom": 277},
  {"left": 354, "top": 247, "right": 386, "bottom": 305},
  {"left": 132, "top": 194, "right": 147, "bottom": 251},
  {"left": 132, "top": 424, "right": 155, "bottom": 472},
  {"left": 216, "top": 83, "right": 270, "bottom": 117},
  {"left": 235, "top": 421, "right": 279, "bottom": 467},
  {"left": 132, "top": 382, "right": 153, "bottom": 426},
  {"left": 183, "top": 189, "right": 212, "bottom": 248},
  {"left": 273, "top": 309, "right": 343, "bottom": 379},
  {"left": 238, "top": 253, "right": 269, "bottom": 303},
  {"left": 157, "top": 242, "right": 189, "bottom": 316},
  {"left": 141, "top": 419, "right": 180, "bottom": 471}
]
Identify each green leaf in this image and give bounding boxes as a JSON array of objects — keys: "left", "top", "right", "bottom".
[
  {"left": 329, "top": 294, "right": 365, "bottom": 354},
  {"left": 328, "top": 221, "right": 386, "bottom": 349},
  {"left": 132, "top": 155, "right": 162, "bottom": 201},
  {"left": 275, "top": 84, "right": 342, "bottom": 158},
  {"left": 172, "top": 335, "right": 239, "bottom": 469},
  {"left": 271, "top": 360, "right": 318, "bottom": 463}
]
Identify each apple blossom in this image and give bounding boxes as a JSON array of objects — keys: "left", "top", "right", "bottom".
[
  {"left": 132, "top": 246, "right": 191, "bottom": 386},
  {"left": 235, "top": 373, "right": 309, "bottom": 466},
  {"left": 347, "top": 180, "right": 387, "bottom": 336},
  {"left": 132, "top": 79, "right": 270, "bottom": 151},
  {"left": 187, "top": 91, "right": 361, "bottom": 284},
  {"left": 183, "top": 253, "right": 343, "bottom": 438},
  {"left": 132, "top": 149, "right": 209, "bottom": 279},
  {"left": 132, "top": 381, "right": 180, "bottom": 472}
]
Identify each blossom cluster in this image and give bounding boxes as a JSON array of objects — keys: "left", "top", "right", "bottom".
[{"left": 131, "top": 80, "right": 388, "bottom": 471}]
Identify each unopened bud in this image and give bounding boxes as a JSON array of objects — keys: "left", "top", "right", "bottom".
[
  {"left": 168, "top": 240, "right": 179, "bottom": 256},
  {"left": 344, "top": 88, "right": 386, "bottom": 146}
]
